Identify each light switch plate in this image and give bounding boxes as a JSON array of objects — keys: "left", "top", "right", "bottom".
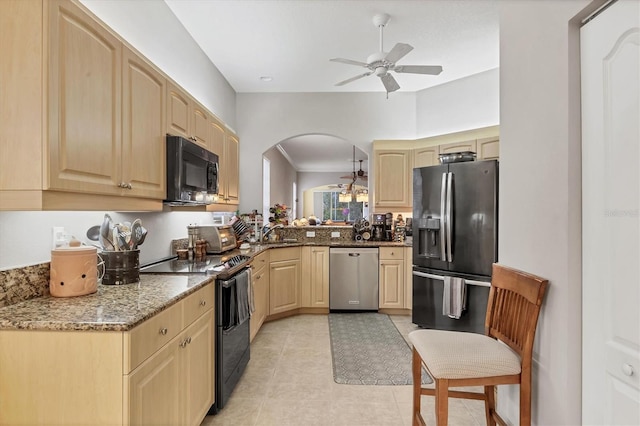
[
  {"left": 331, "top": 231, "right": 340, "bottom": 238},
  {"left": 306, "top": 231, "right": 315, "bottom": 237}
]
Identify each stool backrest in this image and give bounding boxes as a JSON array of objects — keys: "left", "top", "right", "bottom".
[{"left": 485, "top": 264, "right": 549, "bottom": 362}]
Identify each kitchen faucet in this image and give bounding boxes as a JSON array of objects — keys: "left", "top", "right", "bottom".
[{"left": 262, "top": 223, "right": 285, "bottom": 242}]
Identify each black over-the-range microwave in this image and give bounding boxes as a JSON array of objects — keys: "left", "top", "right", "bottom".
[{"left": 165, "top": 135, "right": 219, "bottom": 205}]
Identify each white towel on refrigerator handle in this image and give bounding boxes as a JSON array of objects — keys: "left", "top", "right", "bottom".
[{"left": 442, "top": 276, "right": 466, "bottom": 319}]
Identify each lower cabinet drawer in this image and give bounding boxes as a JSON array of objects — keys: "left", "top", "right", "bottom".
[
  {"left": 125, "top": 301, "right": 183, "bottom": 373},
  {"left": 182, "top": 283, "right": 214, "bottom": 327}
]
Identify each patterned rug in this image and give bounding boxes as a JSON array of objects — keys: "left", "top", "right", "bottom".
[{"left": 328, "top": 313, "right": 432, "bottom": 385}]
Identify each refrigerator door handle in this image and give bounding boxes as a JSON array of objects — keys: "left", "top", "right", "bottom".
[
  {"left": 412, "top": 270, "right": 491, "bottom": 287},
  {"left": 446, "top": 172, "right": 453, "bottom": 262},
  {"left": 440, "top": 172, "right": 447, "bottom": 261}
]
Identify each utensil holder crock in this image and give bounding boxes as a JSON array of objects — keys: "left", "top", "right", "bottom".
[{"left": 102, "top": 249, "right": 140, "bottom": 285}]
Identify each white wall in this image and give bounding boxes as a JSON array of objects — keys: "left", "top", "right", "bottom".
[
  {"left": 416, "top": 68, "right": 499, "bottom": 138},
  {"left": 0, "top": 211, "right": 218, "bottom": 270},
  {"left": 236, "top": 92, "right": 417, "bottom": 213},
  {"left": 498, "top": 1, "right": 589, "bottom": 424},
  {"left": 79, "top": 0, "right": 237, "bottom": 128},
  {"left": 262, "top": 147, "right": 297, "bottom": 217}
]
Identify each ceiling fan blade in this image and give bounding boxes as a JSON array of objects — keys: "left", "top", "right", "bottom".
[
  {"left": 335, "top": 72, "right": 372, "bottom": 86},
  {"left": 330, "top": 58, "right": 369, "bottom": 67},
  {"left": 394, "top": 65, "right": 443, "bottom": 75},
  {"left": 380, "top": 73, "right": 400, "bottom": 93},
  {"left": 384, "top": 43, "right": 413, "bottom": 64}
]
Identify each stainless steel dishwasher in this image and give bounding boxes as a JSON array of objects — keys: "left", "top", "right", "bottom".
[{"left": 329, "top": 247, "right": 379, "bottom": 311}]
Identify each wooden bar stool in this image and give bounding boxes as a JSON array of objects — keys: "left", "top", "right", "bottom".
[{"left": 409, "top": 263, "right": 549, "bottom": 426}]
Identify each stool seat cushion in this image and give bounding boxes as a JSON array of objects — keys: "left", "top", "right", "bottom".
[{"left": 409, "top": 329, "right": 521, "bottom": 379}]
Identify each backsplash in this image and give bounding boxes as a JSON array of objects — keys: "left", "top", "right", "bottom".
[{"left": 0, "top": 263, "right": 50, "bottom": 308}]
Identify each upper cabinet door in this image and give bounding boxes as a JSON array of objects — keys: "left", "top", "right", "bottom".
[
  {"left": 122, "top": 46, "right": 166, "bottom": 199},
  {"left": 438, "top": 139, "right": 477, "bottom": 155},
  {"left": 191, "top": 102, "right": 210, "bottom": 149},
  {"left": 374, "top": 149, "right": 412, "bottom": 210},
  {"left": 167, "top": 81, "right": 190, "bottom": 138},
  {"left": 413, "top": 146, "right": 440, "bottom": 168},
  {"left": 48, "top": 0, "right": 122, "bottom": 194},
  {"left": 224, "top": 132, "right": 240, "bottom": 204},
  {"left": 477, "top": 136, "right": 500, "bottom": 160}
]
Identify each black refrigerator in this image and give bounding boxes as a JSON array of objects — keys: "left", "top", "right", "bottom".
[{"left": 412, "top": 160, "right": 498, "bottom": 333}]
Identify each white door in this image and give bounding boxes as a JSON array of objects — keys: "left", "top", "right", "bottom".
[{"left": 582, "top": 1, "right": 640, "bottom": 425}]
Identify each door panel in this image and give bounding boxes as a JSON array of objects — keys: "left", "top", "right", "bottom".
[
  {"left": 582, "top": 1, "right": 640, "bottom": 423},
  {"left": 412, "top": 164, "right": 448, "bottom": 271},
  {"left": 447, "top": 160, "right": 498, "bottom": 277}
]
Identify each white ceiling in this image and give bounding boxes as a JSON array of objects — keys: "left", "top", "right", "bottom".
[{"left": 164, "top": 0, "right": 499, "bottom": 172}]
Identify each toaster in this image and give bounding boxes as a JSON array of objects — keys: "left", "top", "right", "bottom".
[{"left": 196, "top": 225, "right": 237, "bottom": 254}]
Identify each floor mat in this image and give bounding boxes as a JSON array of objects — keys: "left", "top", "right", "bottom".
[{"left": 328, "top": 312, "right": 432, "bottom": 385}]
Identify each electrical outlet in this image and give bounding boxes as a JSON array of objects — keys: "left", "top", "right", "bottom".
[
  {"left": 52, "top": 227, "right": 65, "bottom": 248},
  {"left": 306, "top": 231, "right": 315, "bottom": 237},
  {"left": 331, "top": 231, "right": 340, "bottom": 238}
]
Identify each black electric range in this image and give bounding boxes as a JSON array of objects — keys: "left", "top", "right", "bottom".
[{"left": 140, "top": 253, "right": 250, "bottom": 276}]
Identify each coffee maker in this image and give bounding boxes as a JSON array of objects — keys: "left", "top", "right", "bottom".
[
  {"left": 371, "top": 212, "right": 393, "bottom": 241},
  {"left": 371, "top": 213, "right": 386, "bottom": 241}
]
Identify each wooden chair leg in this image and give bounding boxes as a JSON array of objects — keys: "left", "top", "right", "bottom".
[
  {"left": 412, "top": 348, "right": 423, "bottom": 426},
  {"left": 484, "top": 385, "right": 496, "bottom": 426},
  {"left": 520, "top": 372, "right": 532, "bottom": 426},
  {"left": 435, "top": 378, "right": 449, "bottom": 426}
]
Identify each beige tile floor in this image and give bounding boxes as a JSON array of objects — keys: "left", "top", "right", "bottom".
[{"left": 201, "top": 314, "right": 486, "bottom": 426}]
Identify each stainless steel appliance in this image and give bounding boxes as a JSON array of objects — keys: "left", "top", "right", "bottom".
[
  {"left": 412, "top": 160, "right": 498, "bottom": 333},
  {"left": 195, "top": 225, "right": 237, "bottom": 254},
  {"left": 165, "top": 135, "right": 219, "bottom": 205},
  {"left": 140, "top": 253, "right": 251, "bottom": 414},
  {"left": 329, "top": 247, "right": 379, "bottom": 311}
]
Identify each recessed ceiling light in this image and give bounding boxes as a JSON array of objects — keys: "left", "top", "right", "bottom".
[{"left": 260, "top": 76, "right": 273, "bottom": 82}]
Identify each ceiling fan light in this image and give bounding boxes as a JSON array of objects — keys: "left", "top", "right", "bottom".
[{"left": 339, "top": 192, "right": 352, "bottom": 203}]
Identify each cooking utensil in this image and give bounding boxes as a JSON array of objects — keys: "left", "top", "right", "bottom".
[
  {"left": 100, "top": 214, "right": 115, "bottom": 251},
  {"left": 130, "top": 219, "right": 143, "bottom": 250},
  {"left": 136, "top": 227, "right": 148, "bottom": 247},
  {"left": 86, "top": 225, "right": 100, "bottom": 242}
]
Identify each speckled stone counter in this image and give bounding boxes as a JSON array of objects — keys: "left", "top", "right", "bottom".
[
  {"left": 0, "top": 239, "right": 411, "bottom": 332},
  {"left": 0, "top": 274, "right": 212, "bottom": 332}
]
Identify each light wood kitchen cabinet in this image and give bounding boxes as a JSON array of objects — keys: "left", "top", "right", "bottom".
[
  {"left": 477, "top": 136, "right": 500, "bottom": 160},
  {"left": 191, "top": 101, "right": 212, "bottom": 149},
  {"left": 250, "top": 250, "right": 270, "bottom": 341},
  {"left": 438, "top": 139, "right": 477, "bottom": 155},
  {"left": 379, "top": 247, "right": 405, "bottom": 309},
  {"left": 217, "top": 130, "right": 240, "bottom": 205},
  {"left": 413, "top": 145, "right": 440, "bottom": 168},
  {"left": 373, "top": 148, "right": 413, "bottom": 210},
  {"left": 128, "top": 310, "right": 214, "bottom": 426},
  {"left": 47, "top": 0, "right": 122, "bottom": 196},
  {"left": 167, "top": 81, "right": 191, "bottom": 139},
  {"left": 301, "top": 246, "right": 330, "bottom": 308},
  {"left": 0, "top": 0, "right": 165, "bottom": 210},
  {"left": 269, "top": 247, "right": 301, "bottom": 315},
  {"left": 122, "top": 46, "right": 167, "bottom": 199},
  {"left": 0, "top": 283, "right": 215, "bottom": 426}
]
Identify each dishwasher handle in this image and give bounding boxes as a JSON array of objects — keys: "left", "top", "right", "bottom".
[{"left": 348, "top": 253, "right": 361, "bottom": 257}]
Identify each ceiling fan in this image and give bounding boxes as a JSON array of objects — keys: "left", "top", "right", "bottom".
[
  {"left": 330, "top": 13, "right": 443, "bottom": 94},
  {"left": 340, "top": 146, "right": 368, "bottom": 183}
]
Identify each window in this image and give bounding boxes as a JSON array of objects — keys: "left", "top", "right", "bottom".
[{"left": 320, "top": 192, "right": 364, "bottom": 222}]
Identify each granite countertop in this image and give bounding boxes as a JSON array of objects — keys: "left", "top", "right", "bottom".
[
  {"left": 0, "top": 240, "right": 411, "bottom": 333},
  {"left": 0, "top": 274, "right": 212, "bottom": 332}
]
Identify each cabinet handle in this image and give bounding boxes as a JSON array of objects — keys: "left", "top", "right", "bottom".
[
  {"left": 622, "top": 363, "right": 635, "bottom": 377},
  {"left": 159, "top": 327, "right": 168, "bottom": 335},
  {"left": 127, "top": 183, "right": 132, "bottom": 189},
  {"left": 256, "top": 274, "right": 262, "bottom": 279},
  {"left": 179, "top": 339, "right": 188, "bottom": 348},
  {"left": 199, "top": 300, "right": 206, "bottom": 307},
  {"left": 187, "top": 337, "right": 192, "bottom": 344}
]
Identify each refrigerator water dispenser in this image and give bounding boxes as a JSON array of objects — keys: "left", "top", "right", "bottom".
[{"left": 417, "top": 217, "right": 441, "bottom": 259}]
